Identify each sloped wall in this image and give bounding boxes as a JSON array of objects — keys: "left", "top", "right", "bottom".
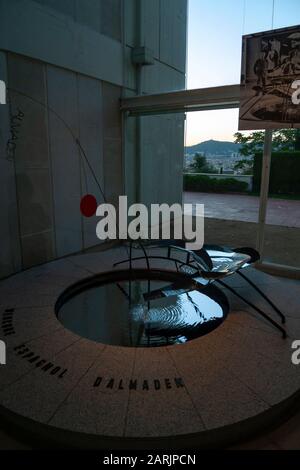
[
  {"left": 4, "top": 53, "right": 122, "bottom": 270},
  {"left": 0, "top": 0, "right": 187, "bottom": 276}
]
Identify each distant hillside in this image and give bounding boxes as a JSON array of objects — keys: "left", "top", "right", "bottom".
[{"left": 185, "top": 139, "right": 241, "bottom": 155}]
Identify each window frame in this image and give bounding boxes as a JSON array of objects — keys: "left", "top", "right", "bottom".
[{"left": 121, "top": 85, "right": 300, "bottom": 277}]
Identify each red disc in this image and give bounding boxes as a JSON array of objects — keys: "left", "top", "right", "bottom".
[{"left": 80, "top": 194, "right": 97, "bottom": 217}]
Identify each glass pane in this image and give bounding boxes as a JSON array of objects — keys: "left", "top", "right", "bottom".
[
  {"left": 184, "top": 109, "right": 260, "bottom": 249},
  {"left": 187, "top": 0, "right": 300, "bottom": 89},
  {"left": 262, "top": 130, "right": 300, "bottom": 267}
]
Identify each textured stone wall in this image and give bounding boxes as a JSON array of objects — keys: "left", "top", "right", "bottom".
[{"left": 0, "top": 0, "right": 187, "bottom": 276}]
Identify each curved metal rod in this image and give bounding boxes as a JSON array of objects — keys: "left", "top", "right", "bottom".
[
  {"left": 128, "top": 241, "right": 151, "bottom": 306},
  {"left": 113, "top": 255, "right": 200, "bottom": 275},
  {"left": 236, "top": 270, "right": 285, "bottom": 324},
  {"left": 135, "top": 241, "right": 150, "bottom": 271},
  {"left": 129, "top": 242, "right": 132, "bottom": 300},
  {"left": 217, "top": 279, "right": 286, "bottom": 338},
  {"left": 130, "top": 241, "right": 182, "bottom": 273}
]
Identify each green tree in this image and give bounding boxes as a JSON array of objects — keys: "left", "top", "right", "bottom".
[
  {"left": 191, "top": 153, "right": 217, "bottom": 174},
  {"left": 233, "top": 129, "right": 300, "bottom": 173}
]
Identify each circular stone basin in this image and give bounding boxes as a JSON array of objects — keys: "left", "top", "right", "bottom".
[{"left": 56, "top": 269, "right": 229, "bottom": 347}]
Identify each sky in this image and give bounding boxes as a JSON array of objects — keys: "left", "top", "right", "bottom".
[{"left": 186, "top": 0, "right": 300, "bottom": 145}]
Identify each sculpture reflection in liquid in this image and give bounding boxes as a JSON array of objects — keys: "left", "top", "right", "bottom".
[{"left": 57, "top": 278, "right": 227, "bottom": 347}]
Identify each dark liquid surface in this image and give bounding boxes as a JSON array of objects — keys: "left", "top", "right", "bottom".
[{"left": 58, "top": 277, "right": 227, "bottom": 347}]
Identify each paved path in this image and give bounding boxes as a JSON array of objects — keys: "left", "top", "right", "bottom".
[{"left": 184, "top": 192, "right": 300, "bottom": 228}]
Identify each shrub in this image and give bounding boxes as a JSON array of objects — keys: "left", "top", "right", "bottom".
[
  {"left": 253, "top": 151, "right": 300, "bottom": 195},
  {"left": 183, "top": 174, "right": 248, "bottom": 193}
]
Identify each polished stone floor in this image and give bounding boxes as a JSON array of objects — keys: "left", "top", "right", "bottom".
[{"left": 0, "top": 247, "right": 299, "bottom": 449}]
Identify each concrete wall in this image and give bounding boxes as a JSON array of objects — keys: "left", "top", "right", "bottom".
[
  {"left": 0, "top": 51, "right": 22, "bottom": 278},
  {"left": 0, "top": 0, "right": 187, "bottom": 277},
  {"left": 5, "top": 54, "right": 122, "bottom": 266},
  {"left": 124, "top": 0, "right": 187, "bottom": 207}
]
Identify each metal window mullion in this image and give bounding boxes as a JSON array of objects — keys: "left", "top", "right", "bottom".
[
  {"left": 121, "top": 84, "right": 241, "bottom": 116},
  {"left": 256, "top": 129, "right": 273, "bottom": 259}
]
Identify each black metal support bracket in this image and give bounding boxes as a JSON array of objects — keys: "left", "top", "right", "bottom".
[
  {"left": 217, "top": 279, "right": 286, "bottom": 338},
  {"left": 236, "top": 270, "right": 285, "bottom": 324},
  {"left": 113, "top": 255, "right": 200, "bottom": 276}
]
